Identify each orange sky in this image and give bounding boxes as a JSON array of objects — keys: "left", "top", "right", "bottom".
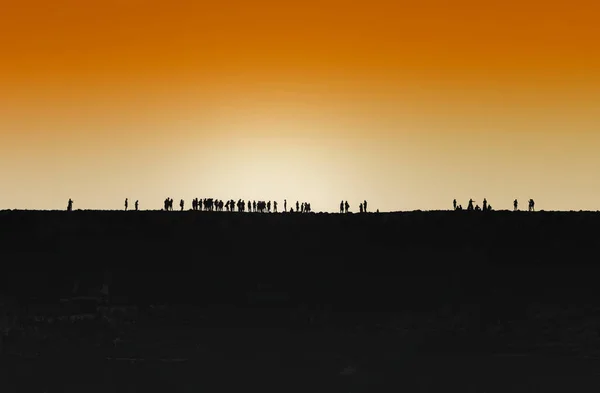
[{"left": 1, "top": 0, "right": 599, "bottom": 211}]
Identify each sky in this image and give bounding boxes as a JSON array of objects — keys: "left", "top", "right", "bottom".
[{"left": 1, "top": 0, "right": 599, "bottom": 212}]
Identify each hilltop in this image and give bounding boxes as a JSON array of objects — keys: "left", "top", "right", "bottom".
[{"left": 1, "top": 209, "right": 599, "bottom": 309}]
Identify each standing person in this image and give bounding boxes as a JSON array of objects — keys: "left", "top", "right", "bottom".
[
  {"left": 514, "top": 199, "right": 518, "bottom": 211},
  {"left": 125, "top": 198, "right": 128, "bottom": 211},
  {"left": 135, "top": 200, "right": 139, "bottom": 211},
  {"left": 364, "top": 200, "right": 367, "bottom": 212},
  {"left": 180, "top": 199, "right": 184, "bottom": 211},
  {"left": 453, "top": 199, "right": 457, "bottom": 210},
  {"left": 284, "top": 199, "right": 287, "bottom": 212},
  {"left": 67, "top": 199, "right": 73, "bottom": 211}
]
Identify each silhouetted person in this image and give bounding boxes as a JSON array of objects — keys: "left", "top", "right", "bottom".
[
  {"left": 135, "top": 200, "right": 139, "bottom": 211},
  {"left": 453, "top": 199, "right": 457, "bottom": 210},
  {"left": 340, "top": 200, "right": 344, "bottom": 213},
  {"left": 344, "top": 200, "right": 349, "bottom": 213},
  {"left": 364, "top": 200, "right": 367, "bottom": 212},
  {"left": 529, "top": 199, "right": 535, "bottom": 212},
  {"left": 514, "top": 199, "right": 518, "bottom": 211},
  {"left": 296, "top": 201, "right": 299, "bottom": 212},
  {"left": 125, "top": 198, "right": 128, "bottom": 211},
  {"left": 67, "top": 199, "right": 73, "bottom": 211},
  {"left": 274, "top": 201, "right": 278, "bottom": 212},
  {"left": 482, "top": 198, "right": 487, "bottom": 211},
  {"left": 488, "top": 204, "right": 493, "bottom": 211},
  {"left": 284, "top": 199, "right": 287, "bottom": 212},
  {"left": 467, "top": 199, "right": 474, "bottom": 211},
  {"left": 475, "top": 204, "right": 481, "bottom": 211},
  {"left": 359, "top": 203, "right": 363, "bottom": 213},
  {"left": 180, "top": 199, "right": 184, "bottom": 211}
]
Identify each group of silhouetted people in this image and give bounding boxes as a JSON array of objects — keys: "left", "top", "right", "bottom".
[
  {"left": 452, "top": 198, "right": 536, "bottom": 212},
  {"left": 162, "top": 198, "right": 312, "bottom": 213},
  {"left": 163, "top": 198, "right": 181, "bottom": 211},
  {"left": 514, "top": 198, "right": 535, "bottom": 212},
  {"left": 340, "top": 200, "right": 368, "bottom": 213},
  {"left": 124, "top": 198, "right": 139, "bottom": 211},
  {"left": 452, "top": 198, "right": 493, "bottom": 211}
]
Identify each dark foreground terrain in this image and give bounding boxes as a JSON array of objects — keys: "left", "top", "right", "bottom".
[{"left": 1, "top": 209, "right": 600, "bottom": 392}]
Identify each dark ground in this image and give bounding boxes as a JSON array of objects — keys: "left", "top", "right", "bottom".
[{"left": 1, "top": 209, "right": 600, "bottom": 392}]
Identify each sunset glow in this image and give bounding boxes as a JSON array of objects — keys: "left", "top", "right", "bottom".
[{"left": 1, "top": 0, "right": 599, "bottom": 211}]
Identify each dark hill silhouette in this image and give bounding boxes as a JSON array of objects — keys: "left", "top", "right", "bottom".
[
  {"left": 4, "top": 210, "right": 600, "bottom": 391},
  {"left": 1, "top": 209, "right": 598, "bottom": 314}
]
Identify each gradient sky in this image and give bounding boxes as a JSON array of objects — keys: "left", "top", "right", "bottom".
[{"left": 1, "top": 0, "right": 599, "bottom": 211}]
